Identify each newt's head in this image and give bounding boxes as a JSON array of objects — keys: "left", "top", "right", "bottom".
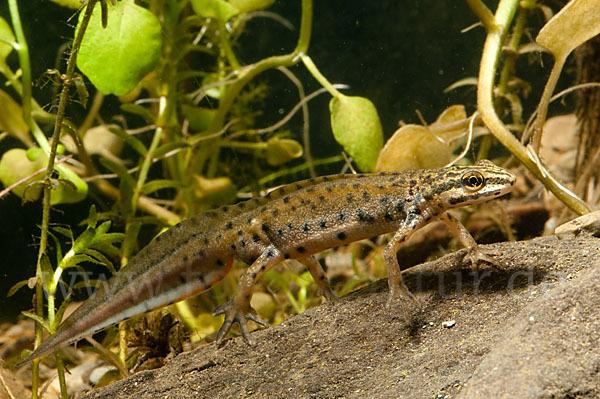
[{"left": 435, "top": 160, "right": 516, "bottom": 209}]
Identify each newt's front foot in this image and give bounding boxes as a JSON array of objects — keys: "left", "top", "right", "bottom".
[
  {"left": 386, "top": 280, "right": 417, "bottom": 322},
  {"left": 213, "top": 300, "right": 269, "bottom": 346}
]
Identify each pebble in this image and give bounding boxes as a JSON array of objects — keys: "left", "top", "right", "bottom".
[{"left": 442, "top": 320, "right": 456, "bottom": 328}]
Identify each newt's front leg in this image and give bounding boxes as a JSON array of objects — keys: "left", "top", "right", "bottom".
[{"left": 214, "top": 246, "right": 283, "bottom": 345}]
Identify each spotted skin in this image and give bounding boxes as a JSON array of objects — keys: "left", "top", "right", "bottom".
[{"left": 19, "top": 160, "right": 515, "bottom": 364}]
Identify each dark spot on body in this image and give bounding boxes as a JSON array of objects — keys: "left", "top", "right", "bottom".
[
  {"left": 306, "top": 187, "right": 315, "bottom": 193},
  {"left": 353, "top": 183, "right": 360, "bottom": 189},
  {"left": 296, "top": 184, "right": 303, "bottom": 190},
  {"left": 266, "top": 250, "right": 274, "bottom": 258},
  {"left": 284, "top": 253, "right": 290, "bottom": 259},
  {"left": 287, "top": 223, "right": 294, "bottom": 230},
  {"left": 385, "top": 213, "right": 393, "bottom": 222},
  {"left": 291, "top": 206, "right": 297, "bottom": 211},
  {"left": 318, "top": 194, "right": 325, "bottom": 202},
  {"left": 261, "top": 224, "right": 270, "bottom": 233},
  {"left": 204, "top": 238, "right": 209, "bottom": 245},
  {"left": 197, "top": 249, "right": 205, "bottom": 258},
  {"left": 337, "top": 232, "right": 347, "bottom": 240},
  {"left": 303, "top": 222, "right": 311, "bottom": 233},
  {"left": 241, "top": 240, "right": 246, "bottom": 248},
  {"left": 237, "top": 229, "right": 243, "bottom": 236},
  {"left": 225, "top": 222, "right": 233, "bottom": 230},
  {"left": 222, "top": 206, "right": 229, "bottom": 213},
  {"left": 297, "top": 246, "right": 306, "bottom": 254},
  {"left": 253, "top": 234, "right": 261, "bottom": 243},
  {"left": 346, "top": 193, "right": 354, "bottom": 203},
  {"left": 271, "top": 209, "right": 279, "bottom": 216},
  {"left": 326, "top": 185, "right": 333, "bottom": 192},
  {"left": 216, "top": 234, "right": 222, "bottom": 240},
  {"left": 207, "top": 211, "right": 217, "bottom": 218},
  {"left": 183, "top": 256, "right": 189, "bottom": 263},
  {"left": 408, "top": 188, "right": 414, "bottom": 196},
  {"left": 283, "top": 196, "right": 290, "bottom": 203},
  {"left": 319, "top": 220, "right": 327, "bottom": 229},
  {"left": 260, "top": 206, "right": 267, "bottom": 213},
  {"left": 410, "top": 179, "right": 417, "bottom": 186},
  {"left": 216, "top": 259, "right": 224, "bottom": 266},
  {"left": 247, "top": 217, "right": 253, "bottom": 225},
  {"left": 362, "top": 190, "right": 370, "bottom": 201},
  {"left": 231, "top": 244, "right": 236, "bottom": 250},
  {"left": 238, "top": 202, "right": 246, "bottom": 209},
  {"left": 277, "top": 228, "right": 284, "bottom": 237},
  {"left": 337, "top": 212, "right": 346, "bottom": 222},
  {"left": 179, "top": 275, "right": 186, "bottom": 283}
]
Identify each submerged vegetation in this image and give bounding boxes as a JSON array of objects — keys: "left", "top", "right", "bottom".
[{"left": 0, "top": 0, "right": 598, "bottom": 397}]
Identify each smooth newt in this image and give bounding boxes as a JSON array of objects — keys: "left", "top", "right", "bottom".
[{"left": 19, "top": 160, "right": 515, "bottom": 364}]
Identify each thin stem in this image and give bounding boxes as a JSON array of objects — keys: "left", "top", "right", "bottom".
[
  {"left": 465, "top": 0, "right": 497, "bottom": 32},
  {"left": 531, "top": 54, "right": 566, "bottom": 151},
  {"left": 208, "top": 0, "right": 313, "bottom": 133},
  {"left": 477, "top": 0, "right": 590, "bottom": 215},
  {"left": 301, "top": 54, "right": 342, "bottom": 98}
]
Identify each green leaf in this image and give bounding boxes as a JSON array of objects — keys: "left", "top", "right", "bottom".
[
  {"left": 107, "top": 125, "right": 148, "bottom": 156},
  {"left": 52, "top": 226, "right": 74, "bottom": 240},
  {"left": 48, "top": 0, "right": 81, "bottom": 9},
  {"left": 228, "top": 0, "right": 275, "bottom": 13},
  {"left": 0, "top": 18, "right": 15, "bottom": 63},
  {"left": 94, "top": 220, "right": 112, "bottom": 237},
  {"left": 181, "top": 105, "right": 216, "bottom": 131},
  {"left": 121, "top": 221, "right": 142, "bottom": 259},
  {"left": 51, "top": 165, "right": 88, "bottom": 205},
  {"left": 191, "top": 0, "right": 239, "bottom": 21},
  {"left": 91, "top": 232, "right": 126, "bottom": 247},
  {"left": 141, "top": 179, "right": 183, "bottom": 195},
  {"left": 21, "top": 311, "right": 51, "bottom": 332},
  {"left": 265, "top": 137, "right": 303, "bottom": 166},
  {"left": 82, "top": 248, "right": 116, "bottom": 273},
  {"left": 76, "top": 0, "right": 162, "bottom": 96},
  {"left": 72, "top": 228, "right": 95, "bottom": 254},
  {"left": 62, "top": 253, "right": 104, "bottom": 269},
  {"left": 0, "top": 88, "right": 31, "bottom": 147},
  {"left": 7, "top": 280, "right": 29, "bottom": 297},
  {"left": 40, "top": 254, "right": 56, "bottom": 294},
  {"left": 87, "top": 205, "right": 98, "bottom": 229},
  {"left": 329, "top": 95, "right": 383, "bottom": 172}
]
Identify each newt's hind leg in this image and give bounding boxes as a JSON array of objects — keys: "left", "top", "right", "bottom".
[
  {"left": 213, "top": 246, "right": 283, "bottom": 346},
  {"left": 297, "top": 256, "right": 337, "bottom": 301}
]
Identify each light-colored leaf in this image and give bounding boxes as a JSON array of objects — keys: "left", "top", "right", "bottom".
[
  {"left": 0, "top": 148, "right": 45, "bottom": 200},
  {"left": 0, "top": 89, "right": 32, "bottom": 146},
  {"left": 329, "top": 95, "right": 383, "bottom": 172},
  {"left": 191, "top": 0, "right": 239, "bottom": 21},
  {"left": 265, "top": 137, "right": 303, "bottom": 166},
  {"left": 536, "top": 0, "right": 600, "bottom": 60},
  {"left": 76, "top": 0, "right": 162, "bottom": 96},
  {"left": 228, "top": 0, "right": 275, "bottom": 13},
  {"left": 0, "top": 17, "right": 15, "bottom": 66}
]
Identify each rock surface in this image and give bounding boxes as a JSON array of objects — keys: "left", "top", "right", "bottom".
[{"left": 84, "top": 235, "right": 600, "bottom": 399}]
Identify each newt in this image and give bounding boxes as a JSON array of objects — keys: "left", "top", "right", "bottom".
[{"left": 19, "top": 160, "right": 515, "bottom": 365}]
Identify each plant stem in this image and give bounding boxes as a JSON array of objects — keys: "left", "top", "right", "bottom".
[
  {"left": 300, "top": 54, "right": 342, "bottom": 98},
  {"left": 477, "top": 0, "right": 590, "bottom": 215},
  {"left": 465, "top": 0, "right": 497, "bottom": 31},
  {"left": 208, "top": 0, "right": 313, "bottom": 133},
  {"left": 531, "top": 54, "right": 566, "bottom": 151}
]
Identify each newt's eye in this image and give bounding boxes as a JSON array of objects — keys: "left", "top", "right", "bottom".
[{"left": 461, "top": 171, "right": 485, "bottom": 192}]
